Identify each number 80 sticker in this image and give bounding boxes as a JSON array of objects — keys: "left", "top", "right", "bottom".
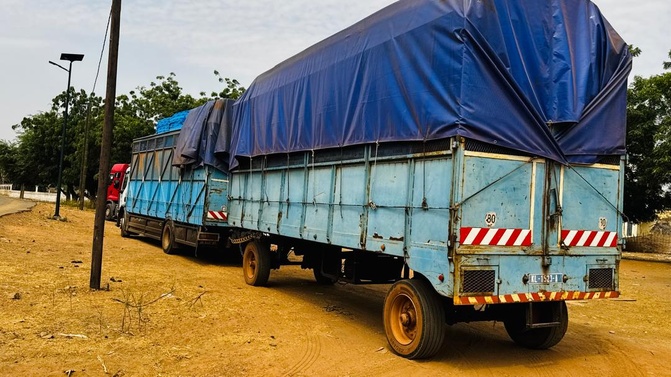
[{"left": 485, "top": 212, "right": 497, "bottom": 228}]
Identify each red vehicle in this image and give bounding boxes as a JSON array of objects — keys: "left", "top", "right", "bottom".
[{"left": 105, "top": 163, "right": 129, "bottom": 220}]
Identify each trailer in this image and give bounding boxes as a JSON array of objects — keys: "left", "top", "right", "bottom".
[
  {"left": 118, "top": 100, "right": 233, "bottom": 254},
  {"left": 222, "top": 0, "right": 632, "bottom": 359},
  {"left": 119, "top": 0, "right": 632, "bottom": 360}
]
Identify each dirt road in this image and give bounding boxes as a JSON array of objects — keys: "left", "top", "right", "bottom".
[
  {"left": 1, "top": 202, "right": 670, "bottom": 376},
  {"left": 0, "top": 196, "right": 35, "bottom": 217}
]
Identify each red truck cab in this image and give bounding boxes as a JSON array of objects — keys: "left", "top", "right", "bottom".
[{"left": 106, "top": 163, "right": 129, "bottom": 220}]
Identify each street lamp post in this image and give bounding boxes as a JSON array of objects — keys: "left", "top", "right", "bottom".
[{"left": 49, "top": 53, "right": 84, "bottom": 219}]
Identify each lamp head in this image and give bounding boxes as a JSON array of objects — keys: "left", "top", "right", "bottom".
[{"left": 60, "top": 53, "right": 84, "bottom": 62}]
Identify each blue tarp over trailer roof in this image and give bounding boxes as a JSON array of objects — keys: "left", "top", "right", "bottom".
[{"left": 228, "top": 0, "right": 631, "bottom": 167}]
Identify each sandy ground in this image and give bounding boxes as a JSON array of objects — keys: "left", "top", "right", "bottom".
[{"left": 1, "top": 201, "right": 670, "bottom": 377}]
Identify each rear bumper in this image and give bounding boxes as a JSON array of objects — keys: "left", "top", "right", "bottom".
[{"left": 455, "top": 290, "right": 619, "bottom": 306}]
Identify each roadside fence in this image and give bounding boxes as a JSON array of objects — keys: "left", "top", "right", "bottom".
[{"left": 624, "top": 233, "right": 671, "bottom": 254}]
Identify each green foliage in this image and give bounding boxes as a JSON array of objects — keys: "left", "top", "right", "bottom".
[
  {"left": 625, "top": 49, "right": 671, "bottom": 222},
  {"left": 210, "top": 70, "right": 246, "bottom": 100},
  {"left": 0, "top": 140, "right": 18, "bottom": 184},
  {"left": 125, "top": 72, "right": 208, "bottom": 122},
  {"left": 1, "top": 71, "right": 243, "bottom": 200}
]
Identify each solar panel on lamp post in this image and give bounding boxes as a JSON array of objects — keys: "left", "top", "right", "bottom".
[{"left": 49, "top": 53, "right": 84, "bottom": 219}]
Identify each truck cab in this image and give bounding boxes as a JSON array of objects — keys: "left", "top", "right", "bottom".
[{"left": 106, "top": 163, "right": 129, "bottom": 220}]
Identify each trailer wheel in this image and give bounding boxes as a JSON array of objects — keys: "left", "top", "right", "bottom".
[
  {"left": 119, "top": 211, "right": 130, "bottom": 238},
  {"left": 161, "top": 220, "right": 177, "bottom": 255},
  {"left": 383, "top": 279, "right": 445, "bottom": 359},
  {"left": 313, "top": 267, "right": 338, "bottom": 285},
  {"left": 313, "top": 248, "right": 341, "bottom": 285},
  {"left": 105, "top": 202, "right": 115, "bottom": 221},
  {"left": 242, "top": 241, "right": 271, "bottom": 286},
  {"left": 504, "top": 301, "right": 568, "bottom": 349}
]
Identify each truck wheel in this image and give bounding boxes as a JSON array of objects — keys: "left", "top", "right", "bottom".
[
  {"left": 313, "top": 248, "right": 341, "bottom": 285},
  {"left": 313, "top": 267, "right": 338, "bottom": 285},
  {"left": 161, "top": 220, "right": 177, "bottom": 255},
  {"left": 383, "top": 279, "right": 445, "bottom": 359},
  {"left": 242, "top": 240, "right": 271, "bottom": 286},
  {"left": 504, "top": 301, "right": 568, "bottom": 349},
  {"left": 119, "top": 211, "right": 130, "bottom": 238},
  {"left": 105, "top": 202, "right": 115, "bottom": 221}
]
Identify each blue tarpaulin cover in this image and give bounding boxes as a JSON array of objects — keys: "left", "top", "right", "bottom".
[
  {"left": 228, "top": 0, "right": 631, "bottom": 167},
  {"left": 173, "top": 99, "right": 235, "bottom": 172},
  {"left": 156, "top": 110, "right": 189, "bottom": 134}
]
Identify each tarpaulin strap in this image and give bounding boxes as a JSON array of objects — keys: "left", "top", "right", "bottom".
[
  {"left": 369, "top": 142, "right": 380, "bottom": 209},
  {"left": 263, "top": 156, "right": 269, "bottom": 204},
  {"left": 339, "top": 146, "right": 344, "bottom": 219},
  {"left": 311, "top": 150, "right": 316, "bottom": 206},
  {"left": 421, "top": 141, "right": 428, "bottom": 210}
]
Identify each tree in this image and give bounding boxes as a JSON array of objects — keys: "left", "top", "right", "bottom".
[
  {"left": 208, "top": 70, "right": 246, "bottom": 100},
  {"left": 624, "top": 49, "right": 671, "bottom": 222},
  {"left": 0, "top": 141, "right": 18, "bottom": 184},
  {"left": 10, "top": 88, "right": 100, "bottom": 199},
  {"left": 2, "top": 71, "right": 244, "bottom": 201}
]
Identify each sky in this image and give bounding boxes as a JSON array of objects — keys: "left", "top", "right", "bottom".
[{"left": 0, "top": 0, "right": 669, "bottom": 142}]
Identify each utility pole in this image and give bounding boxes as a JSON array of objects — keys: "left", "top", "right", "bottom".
[
  {"left": 90, "top": 0, "right": 121, "bottom": 289},
  {"left": 78, "top": 102, "right": 91, "bottom": 211}
]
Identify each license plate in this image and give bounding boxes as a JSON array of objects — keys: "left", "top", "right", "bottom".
[{"left": 529, "top": 273, "right": 563, "bottom": 284}]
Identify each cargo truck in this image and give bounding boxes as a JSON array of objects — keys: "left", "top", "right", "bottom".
[
  {"left": 118, "top": 100, "right": 233, "bottom": 253},
  {"left": 119, "top": 0, "right": 631, "bottom": 359}
]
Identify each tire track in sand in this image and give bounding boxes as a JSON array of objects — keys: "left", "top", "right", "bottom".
[{"left": 282, "top": 332, "right": 321, "bottom": 377}]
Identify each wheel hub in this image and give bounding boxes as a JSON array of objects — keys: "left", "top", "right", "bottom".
[{"left": 400, "top": 310, "right": 415, "bottom": 327}]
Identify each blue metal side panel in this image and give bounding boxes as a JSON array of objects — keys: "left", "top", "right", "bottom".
[
  {"left": 126, "top": 131, "right": 230, "bottom": 229},
  {"left": 231, "top": 147, "right": 457, "bottom": 259},
  {"left": 451, "top": 147, "right": 621, "bottom": 303},
  {"left": 303, "top": 166, "right": 335, "bottom": 244},
  {"left": 366, "top": 161, "right": 411, "bottom": 256},
  {"left": 532, "top": 161, "right": 547, "bottom": 251},
  {"left": 128, "top": 166, "right": 208, "bottom": 227},
  {"left": 561, "top": 165, "right": 620, "bottom": 236},
  {"left": 179, "top": 168, "right": 207, "bottom": 225},
  {"left": 280, "top": 168, "right": 307, "bottom": 239},
  {"left": 330, "top": 165, "right": 367, "bottom": 248},
  {"left": 202, "top": 167, "right": 228, "bottom": 226},
  {"left": 227, "top": 175, "right": 245, "bottom": 228},
  {"left": 459, "top": 155, "right": 533, "bottom": 233},
  {"left": 408, "top": 158, "right": 452, "bottom": 252},
  {"left": 210, "top": 173, "right": 230, "bottom": 223},
  {"left": 257, "top": 170, "right": 282, "bottom": 234},
  {"left": 246, "top": 172, "right": 264, "bottom": 230},
  {"left": 229, "top": 170, "right": 277, "bottom": 231}
]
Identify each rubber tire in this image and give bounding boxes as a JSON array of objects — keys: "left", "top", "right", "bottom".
[
  {"left": 105, "top": 202, "right": 115, "bottom": 221},
  {"left": 383, "top": 279, "right": 446, "bottom": 359},
  {"left": 243, "top": 240, "right": 271, "bottom": 286},
  {"left": 313, "top": 249, "right": 340, "bottom": 285},
  {"left": 119, "top": 211, "right": 130, "bottom": 238},
  {"left": 504, "top": 301, "right": 568, "bottom": 350},
  {"left": 313, "top": 268, "right": 338, "bottom": 285},
  {"left": 161, "top": 220, "right": 177, "bottom": 255}
]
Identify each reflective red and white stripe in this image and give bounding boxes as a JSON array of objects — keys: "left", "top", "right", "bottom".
[
  {"left": 460, "top": 227, "right": 532, "bottom": 246},
  {"left": 457, "top": 290, "right": 619, "bottom": 305},
  {"left": 561, "top": 230, "right": 617, "bottom": 247},
  {"left": 206, "top": 211, "right": 228, "bottom": 221}
]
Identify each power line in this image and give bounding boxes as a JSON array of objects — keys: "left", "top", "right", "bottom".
[
  {"left": 92, "top": 6, "right": 113, "bottom": 95},
  {"left": 78, "top": 6, "right": 112, "bottom": 210}
]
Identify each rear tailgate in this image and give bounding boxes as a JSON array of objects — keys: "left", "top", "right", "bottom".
[{"left": 453, "top": 147, "right": 621, "bottom": 305}]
